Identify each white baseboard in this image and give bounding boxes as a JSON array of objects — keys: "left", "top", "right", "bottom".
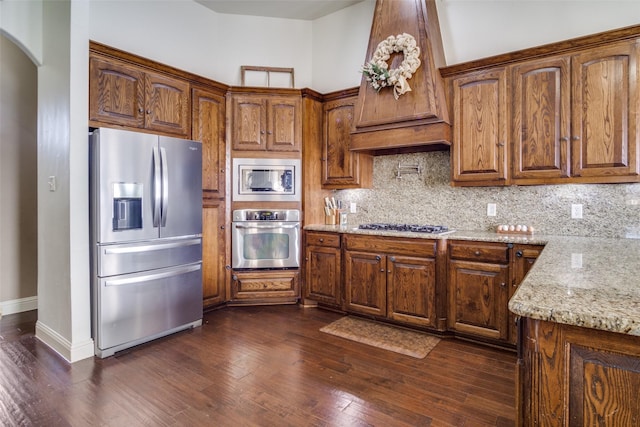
[
  {"left": 35, "top": 321, "right": 95, "bottom": 363},
  {"left": 0, "top": 296, "right": 38, "bottom": 316}
]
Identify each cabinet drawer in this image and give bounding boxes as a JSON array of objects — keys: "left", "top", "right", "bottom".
[
  {"left": 448, "top": 241, "right": 509, "bottom": 263},
  {"left": 345, "top": 234, "right": 436, "bottom": 257},
  {"left": 306, "top": 232, "right": 340, "bottom": 248}
]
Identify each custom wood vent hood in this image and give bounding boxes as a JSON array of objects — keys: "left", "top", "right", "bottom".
[{"left": 350, "top": 0, "right": 451, "bottom": 155}]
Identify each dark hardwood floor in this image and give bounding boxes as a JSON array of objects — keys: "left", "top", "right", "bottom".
[{"left": 0, "top": 306, "right": 516, "bottom": 426}]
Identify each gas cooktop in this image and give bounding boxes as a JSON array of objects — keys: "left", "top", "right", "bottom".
[{"left": 358, "top": 223, "right": 454, "bottom": 234}]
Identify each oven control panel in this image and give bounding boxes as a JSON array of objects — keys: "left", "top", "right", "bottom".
[{"left": 232, "top": 209, "right": 300, "bottom": 222}]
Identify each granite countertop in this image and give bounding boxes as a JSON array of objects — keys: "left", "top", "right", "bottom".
[{"left": 304, "top": 224, "right": 640, "bottom": 336}]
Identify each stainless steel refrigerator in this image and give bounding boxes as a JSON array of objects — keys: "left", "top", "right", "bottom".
[{"left": 89, "top": 127, "right": 203, "bottom": 358}]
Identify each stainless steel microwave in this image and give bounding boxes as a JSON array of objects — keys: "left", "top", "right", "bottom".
[{"left": 232, "top": 158, "right": 301, "bottom": 202}]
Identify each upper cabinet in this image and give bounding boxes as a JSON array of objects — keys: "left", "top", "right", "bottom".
[
  {"left": 443, "top": 28, "right": 640, "bottom": 186},
  {"left": 230, "top": 92, "right": 302, "bottom": 153},
  {"left": 322, "top": 93, "right": 372, "bottom": 188},
  {"left": 350, "top": 0, "right": 451, "bottom": 153},
  {"left": 192, "top": 87, "right": 226, "bottom": 196},
  {"left": 450, "top": 67, "right": 508, "bottom": 185},
  {"left": 89, "top": 53, "right": 191, "bottom": 138}
]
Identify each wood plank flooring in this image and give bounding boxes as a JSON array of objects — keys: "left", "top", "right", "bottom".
[{"left": 0, "top": 306, "right": 516, "bottom": 426}]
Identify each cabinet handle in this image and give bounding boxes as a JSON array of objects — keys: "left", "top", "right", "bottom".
[
  {"left": 516, "top": 250, "right": 523, "bottom": 258},
  {"left": 497, "top": 142, "right": 505, "bottom": 147}
]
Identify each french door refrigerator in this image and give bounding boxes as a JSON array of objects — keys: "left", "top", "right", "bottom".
[{"left": 89, "top": 127, "right": 202, "bottom": 358}]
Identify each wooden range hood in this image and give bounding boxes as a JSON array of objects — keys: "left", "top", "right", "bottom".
[{"left": 350, "top": 0, "right": 451, "bottom": 154}]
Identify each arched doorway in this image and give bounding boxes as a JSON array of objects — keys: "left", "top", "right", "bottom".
[{"left": 0, "top": 33, "right": 38, "bottom": 316}]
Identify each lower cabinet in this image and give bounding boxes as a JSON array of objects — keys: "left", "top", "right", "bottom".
[
  {"left": 509, "top": 244, "right": 544, "bottom": 344},
  {"left": 518, "top": 318, "right": 640, "bottom": 426},
  {"left": 344, "top": 234, "right": 439, "bottom": 328},
  {"left": 229, "top": 270, "right": 299, "bottom": 305},
  {"left": 304, "top": 232, "right": 342, "bottom": 308},
  {"left": 448, "top": 240, "right": 511, "bottom": 342},
  {"left": 202, "top": 197, "right": 226, "bottom": 309}
]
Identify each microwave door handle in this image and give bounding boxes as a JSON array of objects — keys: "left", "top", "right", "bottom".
[
  {"left": 152, "top": 146, "right": 162, "bottom": 227},
  {"left": 234, "top": 224, "right": 299, "bottom": 230},
  {"left": 160, "top": 147, "right": 169, "bottom": 227}
]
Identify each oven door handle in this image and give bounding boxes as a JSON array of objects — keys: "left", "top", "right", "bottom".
[{"left": 234, "top": 223, "right": 299, "bottom": 230}]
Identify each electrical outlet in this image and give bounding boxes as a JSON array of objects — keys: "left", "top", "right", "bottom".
[
  {"left": 487, "top": 203, "right": 497, "bottom": 217},
  {"left": 571, "top": 253, "right": 583, "bottom": 268},
  {"left": 48, "top": 176, "right": 57, "bottom": 192},
  {"left": 571, "top": 204, "right": 583, "bottom": 219},
  {"left": 349, "top": 202, "right": 357, "bottom": 214}
]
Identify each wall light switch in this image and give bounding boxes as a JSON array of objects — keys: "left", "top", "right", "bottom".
[
  {"left": 571, "top": 203, "right": 583, "bottom": 219},
  {"left": 487, "top": 203, "right": 497, "bottom": 217},
  {"left": 48, "top": 176, "right": 57, "bottom": 192}
]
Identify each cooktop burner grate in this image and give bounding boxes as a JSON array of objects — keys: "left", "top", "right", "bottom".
[{"left": 358, "top": 223, "right": 452, "bottom": 234}]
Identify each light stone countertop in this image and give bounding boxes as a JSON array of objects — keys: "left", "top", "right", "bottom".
[{"left": 304, "top": 225, "right": 640, "bottom": 336}]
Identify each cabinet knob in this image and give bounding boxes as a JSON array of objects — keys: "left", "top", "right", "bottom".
[
  {"left": 319, "top": 238, "right": 324, "bottom": 242},
  {"left": 220, "top": 225, "right": 225, "bottom": 230},
  {"left": 138, "top": 107, "right": 144, "bottom": 114},
  {"left": 497, "top": 142, "right": 505, "bottom": 147},
  {"left": 500, "top": 282, "right": 507, "bottom": 288},
  {"left": 474, "top": 251, "right": 481, "bottom": 256},
  {"left": 267, "top": 131, "right": 273, "bottom": 135},
  {"left": 375, "top": 255, "right": 381, "bottom": 261},
  {"left": 560, "top": 137, "right": 569, "bottom": 142},
  {"left": 572, "top": 136, "right": 581, "bottom": 141},
  {"left": 260, "top": 130, "right": 265, "bottom": 135},
  {"left": 389, "top": 256, "right": 396, "bottom": 262},
  {"left": 146, "top": 109, "right": 151, "bottom": 114},
  {"left": 220, "top": 169, "right": 225, "bottom": 173},
  {"left": 232, "top": 274, "right": 237, "bottom": 280},
  {"left": 380, "top": 268, "right": 385, "bottom": 272},
  {"left": 516, "top": 250, "right": 523, "bottom": 258}
]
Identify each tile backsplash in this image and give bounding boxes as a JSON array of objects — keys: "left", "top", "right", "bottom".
[{"left": 336, "top": 151, "right": 640, "bottom": 238}]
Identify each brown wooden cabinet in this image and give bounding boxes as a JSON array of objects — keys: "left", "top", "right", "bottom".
[
  {"left": 448, "top": 241, "right": 511, "bottom": 342},
  {"left": 450, "top": 67, "right": 508, "bottom": 185},
  {"left": 192, "top": 87, "right": 226, "bottom": 196},
  {"left": 508, "top": 244, "right": 544, "bottom": 345},
  {"left": 512, "top": 40, "right": 639, "bottom": 184},
  {"left": 202, "top": 198, "right": 227, "bottom": 308},
  {"left": 571, "top": 41, "right": 639, "bottom": 180},
  {"left": 304, "top": 231, "right": 342, "bottom": 308},
  {"left": 229, "top": 270, "right": 299, "bottom": 305},
  {"left": 344, "top": 234, "right": 438, "bottom": 328},
  {"left": 321, "top": 95, "right": 372, "bottom": 188},
  {"left": 230, "top": 93, "right": 301, "bottom": 152},
  {"left": 518, "top": 318, "right": 640, "bottom": 426},
  {"left": 89, "top": 53, "right": 190, "bottom": 137}
]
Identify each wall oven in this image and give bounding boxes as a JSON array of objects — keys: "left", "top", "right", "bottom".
[
  {"left": 232, "top": 209, "right": 300, "bottom": 270},
  {"left": 232, "top": 158, "right": 301, "bottom": 202}
]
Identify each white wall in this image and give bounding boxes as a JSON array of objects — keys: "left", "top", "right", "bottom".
[
  {"left": 88, "top": 0, "right": 312, "bottom": 88},
  {"left": 0, "top": 0, "right": 43, "bottom": 65},
  {"left": 436, "top": 0, "right": 640, "bottom": 66}
]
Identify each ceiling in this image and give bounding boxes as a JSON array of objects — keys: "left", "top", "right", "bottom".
[{"left": 195, "top": 0, "right": 364, "bottom": 20}]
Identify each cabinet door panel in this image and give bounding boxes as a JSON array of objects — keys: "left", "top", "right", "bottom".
[
  {"left": 267, "top": 97, "right": 301, "bottom": 152},
  {"left": 322, "top": 98, "right": 360, "bottom": 186},
  {"left": 449, "top": 259, "right": 509, "bottom": 340},
  {"left": 344, "top": 251, "right": 386, "bottom": 316},
  {"left": 145, "top": 72, "right": 190, "bottom": 137},
  {"left": 572, "top": 41, "right": 639, "bottom": 178},
  {"left": 512, "top": 57, "right": 571, "bottom": 180},
  {"left": 193, "top": 88, "right": 225, "bottom": 196},
  {"left": 202, "top": 198, "right": 226, "bottom": 308},
  {"left": 231, "top": 96, "right": 265, "bottom": 150},
  {"left": 89, "top": 56, "right": 145, "bottom": 128},
  {"left": 387, "top": 255, "right": 436, "bottom": 327},
  {"left": 452, "top": 68, "right": 508, "bottom": 183},
  {"left": 305, "top": 245, "right": 341, "bottom": 306}
]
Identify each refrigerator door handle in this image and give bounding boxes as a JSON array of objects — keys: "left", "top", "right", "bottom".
[
  {"left": 103, "top": 238, "right": 202, "bottom": 255},
  {"left": 104, "top": 263, "right": 201, "bottom": 287},
  {"left": 152, "top": 146, "right": 162, "bottom": 228},
  {"left": 160, "top": 146, "right": 169, "bottom": 227}
]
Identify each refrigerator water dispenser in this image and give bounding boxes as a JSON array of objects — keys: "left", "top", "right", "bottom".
[{"left": 112, "top": 182, "right": 143, "bottom": 231}]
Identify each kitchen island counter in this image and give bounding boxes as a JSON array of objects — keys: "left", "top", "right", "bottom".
[{"left": 304, "top": 224, "right": 640, "bottom": 337}]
